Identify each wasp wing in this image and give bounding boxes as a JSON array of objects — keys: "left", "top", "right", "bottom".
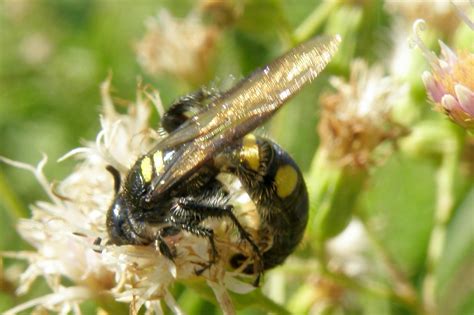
[{"left": 148, "top": 35, "right": 341, "bottom": 199}]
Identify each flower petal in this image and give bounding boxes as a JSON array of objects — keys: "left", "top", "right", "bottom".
[
  {"left": 454, "top": 84, "right": 474, "bottom": 116},
  {"left": 441, "top": 93, "right": 461, "bottom": 112},
  {"left": 439, "top": 40, "right": 458, "bottom": 66},
  {"left": 441, "top": 93, "right": 474, "bottom": 128},
  {"left": 422, "top": 71, "right": 445, "bottom": 102},
  {"left": 224, "top": 273, "right": 256, "bottom": 294}
]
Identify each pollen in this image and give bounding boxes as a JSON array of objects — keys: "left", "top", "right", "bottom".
[{"left": 453, "top": 51, "right": 474, "bottom": 90}]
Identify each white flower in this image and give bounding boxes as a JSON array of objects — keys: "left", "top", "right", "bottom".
[
  {"left": 326, "top": 219, "right": 369, "bottom": 276},
  {"left": 1, "top": 80, "right": 255, "bottom": 315}
]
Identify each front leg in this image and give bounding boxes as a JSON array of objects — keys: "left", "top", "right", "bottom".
[{"left": 154, "top": 222, "right": 217, "bottom": 275}]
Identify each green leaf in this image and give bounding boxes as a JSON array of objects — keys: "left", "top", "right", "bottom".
[
  {"left": 436, "top": 186, "right": 474, "bottom": 315},
  {"left": 360, "top": 155, "right": 436, "bottom": 275}
]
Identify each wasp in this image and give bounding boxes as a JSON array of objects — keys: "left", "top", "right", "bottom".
[{"left": 105, "top": 35, "right": 340, "bottom": 281}]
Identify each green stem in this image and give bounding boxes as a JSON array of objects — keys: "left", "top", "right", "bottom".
[
  {"left": 360, "top": 217, "right": 428, "bottom": 315},
  {"left": 321, "top": 264, "right": 394, "bottom": 301},
  {"left": 0, "top": 170, "right": 29, "bottom": 219},
  {"left": 95, "top": 292, "right": 130, "bottom": 315},
  {"left": 293, "top": 1, "right": 340, "bottom": 43},
  {"left": 319, "top": 245, "right": 423, "bottom": 310},
  {"left": 0, "top": 259, "right": 17, "bottom": 298},
  {"left": 278, "top": 257, "right": 398, "bottom": 303},
  {"left": 307, "top": 148, "right": 367, "bottom": 245},
  {"left": 274, "top": 0, "right": 298, "bottom": 47},
  {"left": 422, "top": 144, "right": 460, "bottom": 314}
]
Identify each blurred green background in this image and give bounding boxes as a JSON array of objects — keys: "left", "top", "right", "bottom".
[{"left": 0, "top": 0, "right": 473, "bottom": 314}]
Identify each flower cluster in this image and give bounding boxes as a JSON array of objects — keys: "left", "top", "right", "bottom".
[
  {"left": 412, "top": 19, "right": 474, "bottom": 131},
  {"left": 1, "top": 81, "right": 255, "bottom": 315}
]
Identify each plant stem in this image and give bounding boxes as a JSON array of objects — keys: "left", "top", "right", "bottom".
[
  {"left": 294, "top": 1, "right": 340, "bottom": 43},
  {"left": 360, "top": 217, "right": 428, "bottom": 315},
  {"left": 273, "top": 0, "right": 298, "bottom": 47},
  {"left": 0, "top": 259, "right": 17, "bottom": 299},
  {"left": 95, "top": 292, "right": 130, "bottom": 315},
  {"left": 277, "top": 257, "right": 396, "bottom": 302},
  {"left": 321, "top": 264, "right": 394, "bottom": 301},
  {"left": 422, "top": 146, "right": 460, "bottom": 314},
  {"left": 0, "top": 170, "right": 29, "bottom": 219}
]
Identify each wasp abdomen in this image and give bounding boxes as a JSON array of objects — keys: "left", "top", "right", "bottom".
[{"left": 223, "top": 134, "right": 309, "bottom": 271}]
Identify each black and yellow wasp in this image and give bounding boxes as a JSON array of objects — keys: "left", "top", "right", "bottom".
[{"left": 105, "top": 35, "right": 340, "bottom": 281}]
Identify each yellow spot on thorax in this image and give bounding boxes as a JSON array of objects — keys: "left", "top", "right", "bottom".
[
  {"left": 140, "top": 156, "right": 153, "bottom": 183},
  {"left": 240, "top": 134, "right": 260, "bottom": 172},
  {"left": 275, "top": 164, "right": 298, "bottom": 198}
]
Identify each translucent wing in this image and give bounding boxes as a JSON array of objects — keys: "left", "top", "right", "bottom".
[{"left": 147, "top": 35, "right": 341, "bottom": 199}]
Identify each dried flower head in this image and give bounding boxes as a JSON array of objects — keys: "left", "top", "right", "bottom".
[
  {"left": 200, "top": 0, "right": 243, "bottom": 27},
  {"left": 1, "top": 80, "right": 257, "bottom": 315},
  {"left": 318, "top": 60, "right": 407, "bottom": 168},
  {"left": 18, "top": 32, "right": 52, "bottom": 65},
  {"left": 385, "top": 0, "right": 470, "bottom": 36},
  {"left": 412, "top": 19, "right": 474, "bottom": 131},
  {"left": 2, "top": 0, "right": 30, "bottom": 22},
  {"left": 136, "top": 9, "right": 219, "bottom": 83}
]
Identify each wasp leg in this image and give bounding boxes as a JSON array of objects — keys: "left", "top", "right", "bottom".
[
  {"left": 174, "top": 220, "right": 218, "bottom": 275},
  {"left": 93, "top": 237, "right": 103, "bottom": 253},
  {"left": 220, "top": 204, "right": 264, "bottom": 284},
  {"left": 155, "top": 226, "right": 180, "bottom": 261},
  {"left": 214, "top": 205, "right": 264, "bottom": 285},
  {"left": 175, "top": 198, "right": 264, "bottom": 283}
]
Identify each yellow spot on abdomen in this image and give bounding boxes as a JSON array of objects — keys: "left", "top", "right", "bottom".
[
  {"left": 153, "top": 151, "right": 164, "bottom": 174},
  {"left": 140, "top": 156, "right": 153, "bottom": 183},
  {"left": 275, "top": 164, "right": 298, "bottom": 198},
  {"left": 240, "top": 134, "right": 260, "bottom": 172}
]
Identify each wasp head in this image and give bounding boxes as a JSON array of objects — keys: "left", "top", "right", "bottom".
[{"left": 105, "top": 161, "right": 170, "bottom": 246}]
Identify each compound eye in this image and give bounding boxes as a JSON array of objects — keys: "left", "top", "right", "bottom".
[
  {"left": 126, "top": 163, "right": 146, "bottom": 198},
  {"left": 108, "top": 194, "right": 125, "bottom": 220},
  {"left": 106, "top": 193, "right": 129, "bottom": 245}
]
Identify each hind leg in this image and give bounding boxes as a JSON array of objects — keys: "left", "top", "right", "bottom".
[{"left": 174, "top": 196, "right": 263, "bottom": 282}]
